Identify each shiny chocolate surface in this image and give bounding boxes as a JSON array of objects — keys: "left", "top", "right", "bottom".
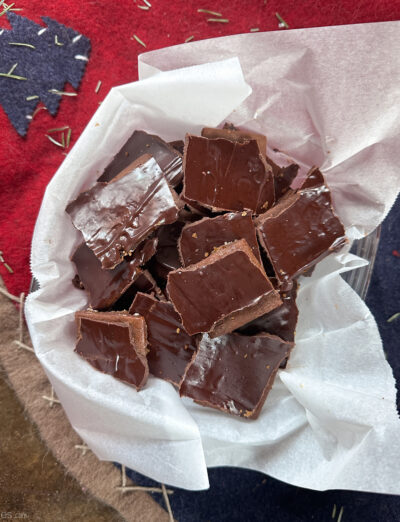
[
  {"left": 129, "top": 293, "right": 196, "bottom": 386},
  {"left": 201, "top": 127, "right": 267, "bottom": 157},
  {"left": 98, "top": 130, "right": 183, "bottom": 187},
  {"left": 72, "top": 237, "right": 158, "bottom": 309},
  {"left": 75, "top": 311, "right": 148, "bottom": 390},
  {"left": 66, "top": 156, "right": 179, "bottom": 269},
  {"left": 257, "top": 168, "right": 347, "bottom": 284},
  {"left": 167, "top": 239, "right": 281, "bottom": 337},
  {"left": 180, "top": 332, "right": 292, "bottom": 419},
  {"left": 183, "top": 135, "right": 274, "bottom": 213},
  {"left": 237, "top": 281, "right": 298, "bottom": 342},
  {"left": 179, "top": 212, "right": 261, "bottom": 266}
]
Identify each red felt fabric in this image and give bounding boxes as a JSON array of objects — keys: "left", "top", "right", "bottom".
[{"left": 0, "top": 0, "right": 398, "bottom": 296}]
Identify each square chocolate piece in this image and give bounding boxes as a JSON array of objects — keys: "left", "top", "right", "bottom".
[
  {"left": 75, "top": 310, "right": 148, "bottom": 390},
  {"left": 129, "top": 293, "right": 197, "bottom": 386},
  {"left": 98, "top": 130, "right": 183, "bottom": 187},
  {"left": 66, "top": 156, "right": 179, "bottom": 269},
  {"left": 72, "top": 237, "right": 158, "bottom": 310},
  {"left": 178, "top": 212, "right": 261, "bottom": 266},
  {"left": 256, "top": 167, "right": 347, "bottom": 284},
  {"left": 167, "top": 239, "right": 281, "bottom": 337},
  {"left": 180, "top": 333, "right": 293, "bottom": 419},
  {"left": 182, "top": 135, "right": 274, "bottom": 214}
]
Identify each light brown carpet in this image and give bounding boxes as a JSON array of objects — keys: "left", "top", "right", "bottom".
[{"left": 0, "top": 280, "right": 172, "bottom": 522}]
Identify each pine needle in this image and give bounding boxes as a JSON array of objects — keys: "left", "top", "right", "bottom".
[
  {"left": 47, "top": 126, "right": 69, "bottom": 133},
  {"left": 250, "top": 28, "right": 260, "bottom": 32},
  {"left": 26, "top": 95, "right": 39, "bottom": 101},
  {"left": 48, "top": 89, "right": 78, "bottom": 96},
  {"left": 66, "top": 128, "right": 72, "bottom": 148},
  {"left": 198, "top": 8, "right": 222, "bottom": 16},
  {"left": 143, "top": 0, "right": 151, "bottom": 6},
  {"left": 387, "top": 312, "right": 400, "bottom": 323},
  {"left": 0, "top": 2, "right": 13, "bottom": 17},
  {"left": 95, "top": 80, "right": 102, "bottom": 93},
  {"left": 138, "top": 5, "right": 149, "bottom": 10},
  {"left": 207, "top": 18, "right": 229, "bottom": 23},
  {"left": 9, "top": 42, "right": 36, "bottom": 49},
  {"left": 46, "top": 135, "right": 65, "bottom": 148},
  {"left": 276, "top": 12, "right": 289, "bottom": 28},
  {"left": 132, "top": 34, "right": 146, "bottom": 47},
  {"left": 185, "top": 35, "right": 194, "bottom": 43}
]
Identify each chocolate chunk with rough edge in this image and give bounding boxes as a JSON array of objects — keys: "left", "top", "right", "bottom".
[
  {"left": 74, "top": 310, "right": 148, "bottom": 390},
  {"left": 129, "top": 293, "right": 197, "bottom": 386},
  {"left": 66, "top": 156, "right": 179, "bottom": 270},
  {"left": 182, "top": 135, "right": 274, "bottom": 214},
  {"left": 256, "top": 167, "right": 347, "bottom": 285},
  {"left": 168, "top": 140, "right": 185, "bottom": 155},
  {"left": 111, "top": 268, "right": 165, "bottom": 311},
  {"left": 167, "top": 239, "right": 281, "bottom": 338},
  {"left": 201, "top": 126, "right": 267, "bottom": 157},
  {"left": 178, "top": 212, "right": 261, "bottom": 266},
  {"left": 179, "top": 332, "right": 293, "bottom": 419},
  {"left": 237, "top": 281, "right": 298, "bottom": 342},
  {"left": 99, "top": 130, "right": 183, "bottom": 187},
  {"left": 72, "top": 237, "right": 158, "bottom": 310}
]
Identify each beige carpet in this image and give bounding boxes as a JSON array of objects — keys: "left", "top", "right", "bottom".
[{"left": 0, "top": 280, "right": 173, "bottom": 522}]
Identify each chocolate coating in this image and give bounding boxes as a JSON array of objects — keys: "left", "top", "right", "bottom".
[
  {"left": 75, "top": 310, "right": 148, "bottom": 390},
  {"left": 66, "top": 156, "right": 179, "bottom": 269},
  {"left": 99, "top": 130, "right": 183, "bottom": 187},
  {"left": 201, "top": 126, "right": 267, "bottom": 157},
  {"left": 167, "top": 239, "right": 281, "bottom": 337},
  {"left": 179, "top": 212, "right": 261, "bottom": 266},
  {"left": 237, "top": 281, "right": 298, "bottom": 342},
  {"left": 180, "top": 333, "right": 293, "bottom": 419},
  {"left": 256, "top": 167, "right": 347, "bottom": 284},
  {"left": 182, "top": 135, "right": 274, "bottom": 214},
  {"left": 148, "top": 221, "right": 186, "bottom": 280},
  {"left": 111, "top": 268, "right": 164, "bottom": 311},
  {"left": 129, "top": 293, "right": 197, "bottom": 386},
  {"left": 72, "top": 237, "right": 158, "bottom": 309}
]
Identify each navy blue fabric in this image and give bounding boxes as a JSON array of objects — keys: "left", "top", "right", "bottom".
[
  {"left": 0, "top": 13, "right": 90, "bottom": 136},
  {"left": 118, "top": 195, "right": 400, "bottom": 521}
]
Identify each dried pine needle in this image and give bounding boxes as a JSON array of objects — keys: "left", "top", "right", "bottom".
[
  {"left": 66, "top": 128, "right": 72, "bottom": 148},
  {"left": 48, "top": 89, "right": 78, "bottom": 96},
  {"left": 47, "top": 126, "right": 69, "bottom": 133},
  {"left": 207, "top": 18, "right": 229, "bottom": 23},
  {"left": 198, "top": 8, "right": 222, "bottom": 16},
  {"left": 55, "top": 35, "right": 63, "bottom": 46},
  {"left": 138, "top": 5, "right": 149, "bottom": 10},
  {"left": 26, "top": 95, "right": 39, "bottom": 101},
  {"left": 143, "top": 0, "right": 151, "bottom": 6},
  {"left": 275, "top": 12, "right": 289, "bottom": 28},
  {"left": 0, "top": 2, "right": 13, "bottom": 17},
  {"left": 9, "top": 42, "right": 36, "bottom": 49},
  {"left": 95, "top": 80, "right": 102, "bottom": 93},
  {"left": 387, "top": 312, "right": 400, "bottom": 323},
  {"left": 337, "top": 506, "right": 344, "bottom": 522},
  {"left": 250, "top": 28, "right": 260, "bottom": 32},
  {"left": 185, "top": 35, "right": 194, "bottom": 43},
  {"left": 46, "top": 134, "right": 65, "bottom": 148},
  {"left": 132, "top": 34, "right": 146, "bottom": 47}
]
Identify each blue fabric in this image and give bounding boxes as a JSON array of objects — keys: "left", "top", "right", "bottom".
[
  {"left": 119, "top": 195, "right": 400, "bottom": 521},
  {"left": 0, "top": 13, "right": 90, "bottom": 136}
]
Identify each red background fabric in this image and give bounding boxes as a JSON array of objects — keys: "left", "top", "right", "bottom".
[{"left": 0, "top": 0, "right": 398, "bottom": 296}]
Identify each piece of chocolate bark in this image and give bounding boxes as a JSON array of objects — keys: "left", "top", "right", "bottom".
[
  {"left": 256, "top": 167, "right": 347, "bottom": 285},
  {"left": 201, "top": 126, "right": 267, "bottom": 157},
  {"left": 98, "top": 130, "right": 183, "bottom": 187},
  {"left": 178, "top": 212, "right": 261, "bottom": 266},
  {"left": 148, "top": 220, "right": 186, "bottom": 281},
  {"left": 180, "top": 332, "right": 293, "bottom": 419},
  {"left": 66, "top": 156, "right": 179, "bottom": 270},
  {"left": 168, "top": 140, "right": 184, "bottom": 155},
  {"left": 167, "top": 239, "right": 281, "bottom": 337},
  {"left": 111, "top": 268, "right": 165, "bottom": 311},
  {"left": 237, "top": 280, "right": 298, "bottom": 342},
  {"left": 75, "top": 310, "right": 148, "bottom": 390},
  {"left": 72, "top": 237, "right": 158, "bottom": 309},
  {"left": 129, "top": 293, "right": 197, "bottom": 386},
  {"left": 182, "top": 135, "right": 274, "bottom": 214}
]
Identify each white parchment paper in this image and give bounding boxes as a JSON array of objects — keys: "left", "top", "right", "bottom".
[{"left": 26, "top": 22, "right": 400, "bottom": 493}]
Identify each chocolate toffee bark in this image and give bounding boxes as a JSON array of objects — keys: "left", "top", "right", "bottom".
[
  {"left": 237, "top": 281, "right": 298, "bottom": 343},
  {"left": 178, "top": 212, "right": 261, "bottom": 266},
  {"left": 256, "top": 167, "right": 347, "bottom": 285},
  {"left": 148, "top": 221, "right": 186, "bottom": 281},
  {"left": 111, "top": 268, "right": 165, "bottom": 311},
  {"left": 182, "top": 135, "right": 274, "bottom": 213},
  {"left": 72, "top": 237, "right": 158, "bottom": 309},
  {"left": 273, "top": 163, "right": 299, "bottom": 200},
  {"left": 129, "top": 293, "right": 197, "bottom": 386},
  {"left": 180, "top": 333, "right": 293, "bottom": 419},
  {"left": 98, "top": 130, "right": 183, "bottom": 187},
  {"left": 74, "top": 310, "right": 148, "bottom": 390},
  {"left": 167, "top": 239, "right": 281, "bottom": 337},
  {"left": 201, "top": 126, "right": 267, "bottom": 157},
  {"left": 66, "top": 155, "right": 179, "bottom": 269}
]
